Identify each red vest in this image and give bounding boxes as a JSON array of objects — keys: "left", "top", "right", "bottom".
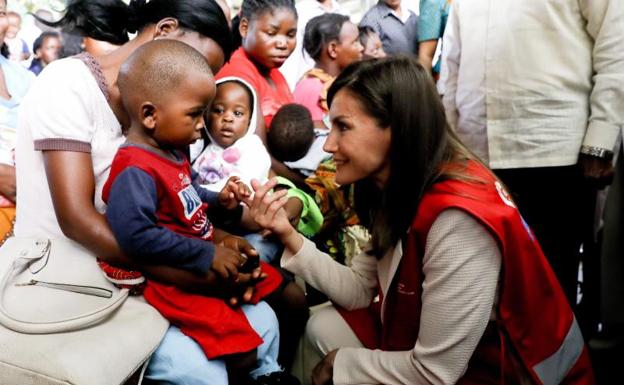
[{"left": 339, "top": 161, "right": 595, "bottom": 385}]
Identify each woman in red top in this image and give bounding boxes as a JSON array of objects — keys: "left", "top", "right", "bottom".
[{"left": 217, "top": 0, "right": 297, "bottom": 130}]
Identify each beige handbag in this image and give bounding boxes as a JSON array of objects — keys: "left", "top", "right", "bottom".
[
  {"left": 0, "top": 237, "right": 129, "bottom": 333},
  {"left": 0, "top": 237, "right": 169, "bottom": 385}
]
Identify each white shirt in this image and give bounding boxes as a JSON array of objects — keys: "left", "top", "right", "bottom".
[
  {"left": 278, "top": 0, "right": 346, "bottom": 91},
  {"left": 15, "top": 57, "right": 124, "bottom": 239},
  {"left": 440, "top": 0, "right": 624, "bottom": 169}
]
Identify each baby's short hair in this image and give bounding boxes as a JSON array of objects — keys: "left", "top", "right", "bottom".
[
  {"left": 268, "top": 104, "right": 315, "bottom": 162},
  {"left": 118, "top": 39, "right": 212, "bottom": 114}
]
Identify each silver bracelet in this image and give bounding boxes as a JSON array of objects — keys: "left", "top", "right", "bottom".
[{"left": 580, "top": 145, "right": 614, "bottom": 161}]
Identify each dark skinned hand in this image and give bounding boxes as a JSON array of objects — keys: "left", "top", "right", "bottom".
[
  {"left": 579, "top": 153, "right": 614, "bottom": 190},
  {"left": 312, "top": 349, "right": 338, "bottom": 385},
  {"left": 217, "top": 234, "right": 267, "bottom": 305}
]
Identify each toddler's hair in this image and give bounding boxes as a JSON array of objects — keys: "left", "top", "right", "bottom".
[
  {"left": 268, "top": 104, "right": 314, "bottom": 162},
  {"left": 118, "top": 39, "right": 212, "bottom": 112}
]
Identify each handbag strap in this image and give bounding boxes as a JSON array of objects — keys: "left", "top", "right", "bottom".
[{"left": 0, "top": 239, "right": 129, "bottom": 334}]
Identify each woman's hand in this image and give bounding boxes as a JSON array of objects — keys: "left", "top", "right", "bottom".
[
  {"left": 249, "top": 178, "right": 305, "bottom": 254},
  {"left": 249, "top": 178, "right": 292, "bottom": 240},
  {"left": 312, "top": 349, "right": 338, "bottom": 385}
]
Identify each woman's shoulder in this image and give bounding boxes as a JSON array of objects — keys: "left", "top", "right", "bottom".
[
  {"left": 216, "top": 49, "right": 261, "bottom": 86},
  {"left": 39, "top": 57, "right": 93, "bottom": 79},
  {"left": 25, "top": 56, "right": 106, "bottom": 107},
  {"left": 31, "top": 57, "right": 99, "bottom": 94}
]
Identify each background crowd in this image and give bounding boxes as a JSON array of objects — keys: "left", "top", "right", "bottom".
[{"left": 0, "top": 0, "right": 622, "bottom": 385}]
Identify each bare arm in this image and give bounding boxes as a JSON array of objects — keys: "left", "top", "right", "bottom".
[
  {"left": 440, "top": 2, "right": 461, "bottom": 127},
  {"left": 44, "top": 150, "right": 125, "bottom": 263},
  {"left": 0, "top": 164, "right": 16, "bottom": 202},
  {"left": 418, "top": 40, "right": 439, "bottom": 74}
]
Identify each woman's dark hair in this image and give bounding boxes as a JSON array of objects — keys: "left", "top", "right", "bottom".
[
  {"left": 231, "top": 0, "right": 297, "bottom": 50},
  {"left": 327, "top": 56, "right": 473, "bottom": 257},
  {"left": 303, "top": 13, "right": 350, "bottom": 60},
  {"left": 358, "top": 26, "right": 376, "bottom": 47},
  {"left": 59, "top": 31, "right": 85, "bottom": 58},
  {"left": 34, "top": 0, "right": 232, "bottom": 59}
]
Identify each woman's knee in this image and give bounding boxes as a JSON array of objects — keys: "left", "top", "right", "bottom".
[{"left": 306, "top": 305, "right": 362, "bottom": 355}]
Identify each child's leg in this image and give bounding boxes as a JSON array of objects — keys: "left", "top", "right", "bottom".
[
  {"left": 264, "top": 280, "right": 309, "bottom": 371},
  {"left": 240, "top": 301, "right": 282, "bottom": 378},
  {"left": 145, "top": 325, "right": 228, "bottom": 385}
]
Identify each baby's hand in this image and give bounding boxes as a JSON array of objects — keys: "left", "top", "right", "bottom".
[{"left": 218, "top": 176, "right": 252, "bottom": 209}]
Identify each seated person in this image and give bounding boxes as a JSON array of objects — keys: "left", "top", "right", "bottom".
[{"left": 100, "top": 40, "right": 298, "bottom": 385}]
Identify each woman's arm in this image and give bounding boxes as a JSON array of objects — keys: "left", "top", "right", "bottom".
[
  {"left": 282, "top": 236, "right": 378, "bottom": 310},
  {"left": 418, "top": 40, "right": 439, "bottom": 74},
  {"left": 44, "top": 150, "right": 127, "bottom": 264},
  {"left": 249, "top": 179, "right": 378, "bottom": 309},
  {"left": 0, "top": 164, "right": 16, "bottom": 202},
  {"left": 331, "top": 209, "right": 501, "bottom": 385}
]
